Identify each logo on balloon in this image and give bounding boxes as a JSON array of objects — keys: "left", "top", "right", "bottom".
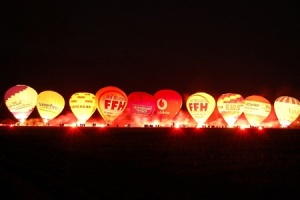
[{"left": 95, "top": 86, "right": 128, "bottom": 124}]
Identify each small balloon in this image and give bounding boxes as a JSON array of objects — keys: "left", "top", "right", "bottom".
[
  {"left": 153, "top": 89, "right": 182, "bottom": 122},
  {"left": 243, "top": 95, "right": 271, "bottom": 127},
  {"left": 69, "top": 92, "right": 96, "bottom": 124},
  {"left": 37, "top": 90, "right": 65, "bottom": 123},
  {"left": 186, "top": 92, "right": 216, "bottom": 127},
  {"left": 4, "top": 85, "right": 38, "bottom": 123},
  {"left": 217, "top": 93, "right": 244, "bottom": 127},
  {"left": 274, "top": 96, "right": 300, "bottom": 127},
  {"left": 95, "top": 86, "right": 128, "bottom": 124}
]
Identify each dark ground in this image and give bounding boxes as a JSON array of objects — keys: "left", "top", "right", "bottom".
[{"left": 0, "top": 126, "right": 300, "bottom": 199}]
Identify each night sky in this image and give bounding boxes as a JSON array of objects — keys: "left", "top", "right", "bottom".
[{"left": 1, "top": 1, "right": 300, "bottom": 119}]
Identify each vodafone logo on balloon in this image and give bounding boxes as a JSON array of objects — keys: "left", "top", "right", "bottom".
[{"left": 157, "top": 98, "right": 168, "bottom": 111}]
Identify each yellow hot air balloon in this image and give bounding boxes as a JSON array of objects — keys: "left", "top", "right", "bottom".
[
  {"left": 95, "top": 86, "right": 128, "bottom": 124},
  {"left": 186, "top": 92, "right": 216, "bottom": 127},
  {"left": 217, "top": 93, "right": 244, "bottom": 127},
  {"left": 274, "top": 96, "right": 300, "bottom": 128},
  {"left": 36, "top": 90, "right": 65, "bottom": 124},
  {"left": 243, "top": 95, "right": 271, "bottom": 127},
  {"left": 69, "top": 92, "right": 96, "bottom": 124},
  {"left": 4, "top": 85, "right": 38, "bottom": 123}
]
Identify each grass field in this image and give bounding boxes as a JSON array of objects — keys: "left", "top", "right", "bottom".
[{"left": 1, "top": 126, "right": 300, "bottom": 199}]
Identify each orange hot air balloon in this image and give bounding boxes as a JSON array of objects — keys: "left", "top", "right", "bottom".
[
  {"left": 95, "top": 86, "right": 128, "bottom": 124},
  {"left": 36, "top": 90, "right": 65, "bottom": 124},
  {"left": 186, "top": 92, "right": 216, "bottom": 127},
  {"left": 153, "top": 89, "right": 182, "bottom": 122},
  {"left": 4, "top": 85, "right": 38, "bottom": 123},
  {"left": 127, "top": 91, "right": 155, "bottom": 117},
  {"left": 69, "top": 92, "right": 96, "bottom": 124},
  {"left": 243, "top": 95, "right": 271, "bottom": 127},
  {"left": 217, "top": 93, "right": 244, "bottom": 127},
  {"left": 274, "top": 96, "right": 300, "bottom": 127}
]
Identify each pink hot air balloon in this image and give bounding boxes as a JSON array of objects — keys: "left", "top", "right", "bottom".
[
  {"left": 4, "top": 85, "right": 38, "bottom": 123},
  {"left": 153, "top": 89, "right": 182, "bottom": 123}
]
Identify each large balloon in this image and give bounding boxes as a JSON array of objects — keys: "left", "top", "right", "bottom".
[
  {"left": 274, "top": 96, "right": 300, "bottom": 127},
  {"left": 217, "top": 93, "right": 244, "bottom": 127},
  {"left": 243, "top": 95, "right": 271, "bottom": 126},
  {"left": 186, "top": 92, "right": 216, "bottom": 126},
  {"left": 153, "top": 89, "right": 182, "bottom": 122},
  {"left": 69, "top": 92, "right": 96, "bottom": 124},
  {"left": 37, "top": 90, "right": 65, "bottom": 123},
  {"left": 4, "top": 85, "right": 38, "bottom": 123},
  {"left": 127, "top": 91, "right": 155, "bottom": 117},
  {"left": 95, "top": 86, "right": 128, "bottom": 124}
]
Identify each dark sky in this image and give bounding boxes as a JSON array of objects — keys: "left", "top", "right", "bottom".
[{"left": 1, "top": 0, "right": 300, "bottom": 104}]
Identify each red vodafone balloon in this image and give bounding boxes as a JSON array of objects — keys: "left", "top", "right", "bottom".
[
  {"left": 153, "top": 89, "right": 182, "bottom": 122},
  {"left": 127, "top": 91, "right": 155, "bottom": 117}
]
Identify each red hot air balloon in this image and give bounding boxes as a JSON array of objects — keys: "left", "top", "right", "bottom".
[
  {"left": 95, "top": 86, "right": 128, "bottom": 124},
  {"left": 127, "top": 91, "right": 155, "bottom": 117},
  {"left": 153, "top": 89, "right": 182, "bottom": 123}
]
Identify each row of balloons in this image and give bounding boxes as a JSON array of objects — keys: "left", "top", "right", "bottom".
[{"left": 3, "top": 85, "right": 300, "bottom": 127}]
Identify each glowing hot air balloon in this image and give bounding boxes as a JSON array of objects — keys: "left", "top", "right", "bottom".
[
  {"left": 69, "top": 92, "right": 96, "bottom": 124},
  {"left": 153, "top": 89, "right": 182, "bottom": 123},
  {"left": 217, "top": 93, "right": 244, "bottom": 127},
  {"left": 95, "top": 86, "right": 128, "bottom": 124},
  {"left": 186, "top": 92, "right": 216, "bottom": 127},
  {"left": 274, "top": 96, "right": 300, "bottom": 127},
  {"left": 4, "top": 85, "right": 38, "bottom": 123},
  {"left": 127, "top": 91, "right": 155, "bottom": 117},
  {"left": 36, "top": 90, "right": 65, "bottom": 124},
  {"left": 243, "top": 95, "right": 271, "bottom": 127}
]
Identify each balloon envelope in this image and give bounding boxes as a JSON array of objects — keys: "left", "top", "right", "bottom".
[
  {"left": 37, "top": 90, "right": 65, "bottom": 123},
  {"left": 4, "top": 85, "right": 38, "bottom": 123},
  {"left": 274, "top": 96, "right": 300, "bottom": 127},
  {"left": 186, "top": 92, "right": 216, "bottom": 126},
  {"left": 243, "top": 95, "right": 271, "bottom": 126},
  {"left": 95, "top": 86, "right": 128, "bottom": 124},
  {"left": 69, "top": 92, "right": 96, "bottom": 123},
  {"left": 153, "top": 89, "right": 182, "bottom": 122},
  {"left": 127, "top": 91, "right": 155, "bottom": 117},
  {"left": 217, "top": 93, "right": 244, "bottom": 127}
]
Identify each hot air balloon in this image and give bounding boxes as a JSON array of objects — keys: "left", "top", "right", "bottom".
[
  {"left": 4, "top": 85, "right": 38, "bottom": 123},
  {"left": 95, "top": 86, "right": 128, "bottom": 124},
  {"left": 36, "top": 90, "right": 65, "bottom": 124},
  {"left": 186, "top": 92, "right": 216, "bottom": 127},
  {"left": 274, "top": 96, "right": 300, "bottom": 127},
  {"left": 243, "top": 95, "right": 271, "bottom": 127},
  {"left": 217, "top": 93, "right": 244, "bottom": 127},
  {"left": 69, "top": 92, "right": 96, "bottom": 124},
  {"left": 127, "top": 91, "right": 155, "bottom": 117},
  {"left": 153, "top": 89, "right": 182, "bottom": 123}
]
